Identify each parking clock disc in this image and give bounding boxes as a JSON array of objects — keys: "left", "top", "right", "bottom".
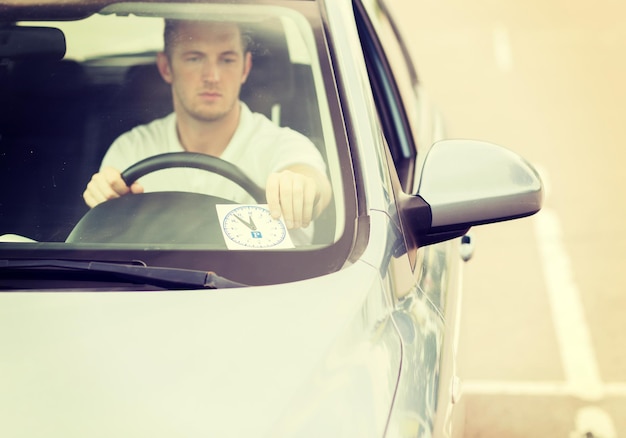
[{"left": 222, "top": 205, "right": 288, "bottom": 249}]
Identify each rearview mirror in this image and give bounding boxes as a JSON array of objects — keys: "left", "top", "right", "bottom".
[{"left": 401, "top": 139, "right": 543, "bottom": 246}]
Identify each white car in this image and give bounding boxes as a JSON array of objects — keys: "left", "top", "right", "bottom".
[{"left": 0, "top": 0, "right": 542, "bottom": 436}]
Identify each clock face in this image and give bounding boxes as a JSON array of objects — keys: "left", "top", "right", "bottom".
[{"left": 221, "top": 205, "right": 288, "bottom": 249}]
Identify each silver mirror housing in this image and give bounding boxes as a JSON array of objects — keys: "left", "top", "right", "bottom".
[
  {"left": 399, "top": 139, "right": 543, "bottom": 248},
  {"left": 418, "top": 139, "right": 543, "bottom": 228}
]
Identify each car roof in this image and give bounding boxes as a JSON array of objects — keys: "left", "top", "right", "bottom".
[{"left": 0, "top": 0, "right": 317, "bottom": 21}]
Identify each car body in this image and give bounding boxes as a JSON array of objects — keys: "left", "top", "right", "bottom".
[{"left": 0, "top": 0, "right": 542, "bottom": 437}]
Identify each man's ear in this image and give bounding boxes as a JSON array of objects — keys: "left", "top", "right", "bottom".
[
  {"left": 241, "top": 51, "right": 252, "bottom": 84},
  {"left": 156, "top": 52, "right": 173, "bottom": 84}
]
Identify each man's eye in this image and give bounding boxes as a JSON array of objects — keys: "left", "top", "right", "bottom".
[{"left": 222, "top": 58, "right": 237, "bottom": 64}]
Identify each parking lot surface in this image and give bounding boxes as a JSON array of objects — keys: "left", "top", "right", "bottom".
[{"left": 394, "top": 0, "right": 626, "bottom": 435}]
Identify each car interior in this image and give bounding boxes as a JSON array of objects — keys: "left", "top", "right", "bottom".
[{"left": 0, "top": 14, "right": 333, "bottom": 244}]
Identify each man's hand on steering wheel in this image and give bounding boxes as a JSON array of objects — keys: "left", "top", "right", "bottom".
[
  {"left": 83, "top": 166, "right": 144, "bottom": 208},
  {"left": 266, "top": 164, "right": 332, "bottom": 230}
]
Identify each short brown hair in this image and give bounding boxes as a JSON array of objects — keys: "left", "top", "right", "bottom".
[{"left": 163, "top": 19, "right": 252, "bottom": 57}]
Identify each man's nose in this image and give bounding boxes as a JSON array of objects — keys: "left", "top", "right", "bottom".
[{"left": 201, "top": 60, "right": 220, "bottom": 82}]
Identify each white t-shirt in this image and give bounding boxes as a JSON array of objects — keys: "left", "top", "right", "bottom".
[{"left": 101, "top": 102, "right": 327, "bottom": 204}]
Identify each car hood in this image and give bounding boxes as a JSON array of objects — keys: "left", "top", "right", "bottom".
[{"left": 0, "top": 260, "right": 399, "bottom": 437}]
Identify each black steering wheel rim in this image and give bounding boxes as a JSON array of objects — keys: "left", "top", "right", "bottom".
[{"left": 121, "top": 152, "right": 266, "bottom": 203}]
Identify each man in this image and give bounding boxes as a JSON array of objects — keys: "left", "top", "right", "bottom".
[{"left": 83, "top": 19, "right": 331, "bottom": 231}]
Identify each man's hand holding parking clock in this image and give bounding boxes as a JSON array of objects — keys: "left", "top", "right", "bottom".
[{"left": 265, "top": 165, "right": 331, "bottom": 230}]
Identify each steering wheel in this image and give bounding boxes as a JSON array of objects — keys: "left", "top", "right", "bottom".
[
  {"left": 66, "top": 152, "right": 266, "bottom": 244},
  {"left": 121, "top": 152, "right": 266, "bottom": 203}
]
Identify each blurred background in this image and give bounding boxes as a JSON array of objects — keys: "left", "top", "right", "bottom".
[{"left": 391, "top": 0, "right": 626, "bottom": 436}]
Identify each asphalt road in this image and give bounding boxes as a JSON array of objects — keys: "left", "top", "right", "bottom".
[{"left": 391, "top": 0, "right": 626, "bottom": 436}]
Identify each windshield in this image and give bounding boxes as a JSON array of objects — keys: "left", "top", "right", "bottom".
[{"left": 0, "top": 1, "right": 356, "bottom": 286}]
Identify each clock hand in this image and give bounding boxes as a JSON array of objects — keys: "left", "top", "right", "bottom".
[
  {"left": 233, "top": 214, "right": 256, "bottom": 230},
  {"left": 248, "top": 213, "right": 257, "bottom": 231}
]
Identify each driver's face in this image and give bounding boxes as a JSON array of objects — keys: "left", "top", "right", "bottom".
[{"left": 157, "top": 21, "right": 251, "bottom": 123}]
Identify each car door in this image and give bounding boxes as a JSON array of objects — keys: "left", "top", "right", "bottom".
[{"left": 353, "top": 1, "right": 464, "bottom": 436}]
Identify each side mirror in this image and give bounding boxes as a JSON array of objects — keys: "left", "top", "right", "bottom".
[{"left": 400, "top": 139, "right": 543, "bottom": 247}]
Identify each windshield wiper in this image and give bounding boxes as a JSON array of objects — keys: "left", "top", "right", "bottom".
[{"left": 0, "top": 259, "right": 246, "bottom": 289}]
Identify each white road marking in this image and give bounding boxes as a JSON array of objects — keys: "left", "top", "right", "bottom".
[
  {"left": 462, "top": 380, "right": 626, "bottom": 397},
  {"left": 461, "top": 166, "right": 618, "bottom": 435},
  {"left": 492, "top": 25, "right": 513, "bottom": 72},
  {"left": 534, "top": 208, "right": 604, "bottom": 400},
  {"left": 533, "top": 167, "right": 604, "bottom": 400},
  {"left": 570, "top": 406, "right": 617, "bottom": 438}
]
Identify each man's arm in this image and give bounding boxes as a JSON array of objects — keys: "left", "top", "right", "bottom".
[
  {"left": 265, "top": 164, "right": 332, "bottom": 230},
  {"left": 83, "top": 166, "right": 144, "bottom": 208}
]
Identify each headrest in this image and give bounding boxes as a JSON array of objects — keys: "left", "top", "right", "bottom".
[
  {"left": 123, "top": 62, "right": 171, "bottom": 102},
  {"left": 121, "top": 62, "right": 173, "bottom": 122},
  {"left": 240, "top": 17, "right": 294, "bottom": 116}
]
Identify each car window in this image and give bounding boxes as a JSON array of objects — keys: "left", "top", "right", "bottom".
[
  {"left": 355, "top": 0, "right": 421, "bottom": 192},
  {"left": 361, "top": 0, "right": 420, "bottom": 125},
  {"left": 0, "top": 1, "right": 356, "bottom": 285}
]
